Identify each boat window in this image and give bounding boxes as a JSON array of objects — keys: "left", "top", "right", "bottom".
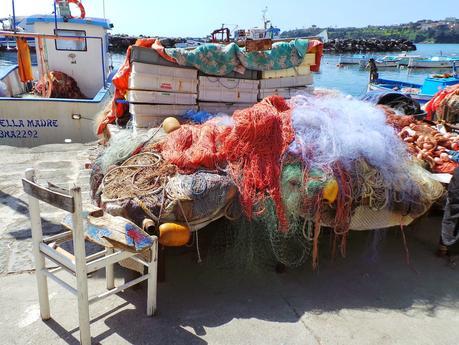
[{"left": 54, "top": 29, "right": 87, "bottom": 51}]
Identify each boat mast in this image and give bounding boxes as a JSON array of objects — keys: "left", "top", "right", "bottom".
[{"left": 11, "top": 0, "right": 16, "bottom": 33}]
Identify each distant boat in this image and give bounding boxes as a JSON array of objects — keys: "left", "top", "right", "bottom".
[
  {"left": 338, "top": 54, "right": 373, "bottom": 65},
  {"left": 359, "top": 56, "right": 400, "bottom": 68},
  {"left": 408, "top": 56, "right": 459, "bottom": 69}
]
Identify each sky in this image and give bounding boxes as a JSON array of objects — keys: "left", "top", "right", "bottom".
[{"left": 1, "top": 0, "right": 457, "bottom": 37}]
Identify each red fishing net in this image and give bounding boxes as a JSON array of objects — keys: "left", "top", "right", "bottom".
[
  {"left": 153, "top": 96, "right": 294, "bottom": 228},
  {"left": 153, "top": 123, "right": 226, "bottom": 173},
  {"left": 222, "top": 96, "right": 294, "bottom": 229}
]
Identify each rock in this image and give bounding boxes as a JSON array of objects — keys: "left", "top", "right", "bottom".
[{"left": 324, "top": 39, "right": 416, "bottom": 53}]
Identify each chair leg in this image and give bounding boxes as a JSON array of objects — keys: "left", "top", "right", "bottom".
[
  {"left": 75, "top": 270, "right": 91, "bottom": 345},
  {"left": 71, "top": 187, "right": 91, "bottom": 345},
  {"left": 27, "top": 189, "right": 51, "bottom": 320},
  {"left": 105, "top": 247, "right": 115, "bottom": 290},
  {"left": 147, "top": 240, "right": 158, "bottom": 316}
]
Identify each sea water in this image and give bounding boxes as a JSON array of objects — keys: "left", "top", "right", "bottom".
[{"left": 1, "top": 43, "right": 458, "bottom": 97}]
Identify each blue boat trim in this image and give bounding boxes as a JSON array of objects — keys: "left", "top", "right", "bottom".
[{"left": 25, "top": 15, "right": 112, "bottom": 30}]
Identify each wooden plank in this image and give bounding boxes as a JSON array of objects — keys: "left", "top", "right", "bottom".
[
  {"left": 61, "top": 208, "right": 154, "bottom": 252},
  {"left": 42, "top": 269, "right": 78, "bottom": 296},
  {"left": 26, "top": 168, "right": 51, "bottom": 320},
  {"left": 22, "top": 178, "right": 74, "bottom": 212},
  {"left": 86, "top": 250, "right": 135, "bottom": 273},
  {"left": 70, "top": 188, "right": 91, "bottom": 345},
  {"left": 40, "top": 242, "right": 76, "bottom": 272},
  {"left": 88, "top": 273, "right": 150, "bottom": 305}
]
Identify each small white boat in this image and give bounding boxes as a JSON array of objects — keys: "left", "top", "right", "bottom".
[
  {"left": 359, "top": 56, "right": 400, "bottom": 68},
  {"left": 338, "top": 54, "right": 372, "bottom": 65},
  {"left": 0, "top": 3, "right": 116, "bottom": 147},
  {"left": 408, "top": 56, "right": 459, "bottom": 69}
]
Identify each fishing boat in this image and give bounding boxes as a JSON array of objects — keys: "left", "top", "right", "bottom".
[
  {"left": 395, "top": 53, "right": 422, "bottom": 66},
  {"left": 368, "top": 67, "right": 459, "bottom": 105},
  {"left": 408, "top": 56, "right": 459, "bottom": 69},
  {"left": 359, "top": 56, "right": 400, "bottom": 68},
  {"left": 338, "top": 54, "right": 372, "bottom": 65},
  {"left": 0, "top": 16, "right": 35, "bottom": 51},
  {"left": 0, "top": 1, "right": 116, "bottom": 147}
]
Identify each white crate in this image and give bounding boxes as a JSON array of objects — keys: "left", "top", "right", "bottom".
[
  {"left": 128, "top": 90, "right": 197, "bottom": 105},
  {"left": 258, "top": 86, "right": 314, "bottom": 100},
  {"left": 198, "top": 102, "right": 253, "bottom": 114},
  {"left": 129, "top": 72, "right": 198, "bottom": 93},
  {"left": 130, "top": 103, "right": 197, "bottom": 116},
  {"left": 199, "top": 76, "right": 259, "bottom": 90},
  {"left": 198, "top": 77, "right": 259, "bottom": 103},
  {"left": 261, "top": 66, "right": 311, "bottom": 79},
  {"left": 259, "top": 75, "right": 314, "bottom": 89},
  {"left": 134, "top": 114, "right": 168, "bottom": 128},
  {"left": 198, "top": 87, "right": 258, "bottom": 103},
  {"left": 131, "top": 62, "right": 197, "bottom": 79}
]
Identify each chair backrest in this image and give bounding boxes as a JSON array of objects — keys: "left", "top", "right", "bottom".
[{"left": 22, "top": 168, "right": 77, "bottom": 213}]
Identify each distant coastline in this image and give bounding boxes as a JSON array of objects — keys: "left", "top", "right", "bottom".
[{"left": 282, "top": 18, "right": 459, "bottom": 44}]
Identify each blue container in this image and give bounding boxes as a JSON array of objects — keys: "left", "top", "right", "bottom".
[{"left": 421, "top": 77, "right": 459, "bottom": 96}]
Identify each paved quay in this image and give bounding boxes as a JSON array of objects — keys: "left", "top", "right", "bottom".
[{"left": 1, "top": 143, "right": 459, "bottom": 345}]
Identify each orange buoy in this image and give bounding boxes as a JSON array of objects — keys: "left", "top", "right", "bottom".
[{"left": 158, "top": 223, "right": 191, "bottom": 247}]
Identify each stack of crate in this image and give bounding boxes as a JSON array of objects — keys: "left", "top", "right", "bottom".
[
  {"left": 127, "top": 47, "right": 198, "bottom": 128},
  {"left": 258, "top": 53, "right": 316, "bottom": 100},
  {"left": 197, "top": 70, "right": 259, "bottom": 114}
]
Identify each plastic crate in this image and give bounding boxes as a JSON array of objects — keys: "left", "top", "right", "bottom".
[
  {"left": 131, "top": 62, "right": 197, "bottom": 79},
  {"left": 132, "top": 104, "right": 198, "bottom": 128},
  {"left": 128, "top": 90, "right": 197, "bottom": 105},
  {"left": 260, "top": 75, "right": 314, "bottom": 89},
  {"left": 258, "top": 85, "right": 314, "bottom": 100},
  {"left": 129, "top": 72, "right": 198, "bottom": 93},
  {"left": 198, "top": 76, "right": 259, "bottom": 103},
  {"left": 130, "top": 103, "right": 197, "bottom": 116},
  {"left": 198, "top": 87, "right": 258, "bottom": 103}
]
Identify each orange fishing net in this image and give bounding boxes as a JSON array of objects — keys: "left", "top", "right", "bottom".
[
  {"left": 153, "top": 123, "right": 226, "bottom": 173},
  {"left": 222, "top": 96, "right": 294, "bottom": 229},
  {"left": 153, "top": 96, "right": 294, "bottom": 228}
]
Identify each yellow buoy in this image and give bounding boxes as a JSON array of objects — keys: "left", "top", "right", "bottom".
[
  {"left": 158, "top": 223, "right": 191, "bottom": 247},
  {"left": 323, "top": 179, "right": 339, "bottom": 203},
  {"left": 162, "top": 117, "right": 181, "bottom": 134}
]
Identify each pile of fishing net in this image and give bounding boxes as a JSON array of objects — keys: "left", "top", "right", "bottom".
[
  {"left": 90, "top": 92, "right": 444, "bottom": 270},
  {"left": 34, "top": 71, "right": 87, "bottom": 99},
  {"left": 426, "top": 84, "right": 459, "bottom": 123}
]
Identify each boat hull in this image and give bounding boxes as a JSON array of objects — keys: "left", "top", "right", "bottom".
[
  {"left": 408, "top": 60, "right": 456, "bottom": 69},
  {"left": 367, "top": 84, "right": 431, "bottom": 105},
  {"left": 0, "top": 93, "right": 112, "bottom": 147}
]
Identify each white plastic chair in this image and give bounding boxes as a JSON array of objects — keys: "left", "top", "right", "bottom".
[{"left": 22, "top": 168, "right": 158, "bottom": 345}]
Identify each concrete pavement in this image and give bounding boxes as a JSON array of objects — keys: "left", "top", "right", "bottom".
[{"left": 1, "top": 144, "right": 459, "bottom": 345}]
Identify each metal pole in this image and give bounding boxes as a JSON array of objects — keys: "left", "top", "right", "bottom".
[
  {"left": 53, "top": 0, "right": 58, "bottom": 31},
  {"left": 11, "top": 0, "right": 16, "bottom": 33}
]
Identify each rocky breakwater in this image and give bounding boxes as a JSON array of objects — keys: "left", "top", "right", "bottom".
[
  {"left": 108, "top": 34, "right": 187, "bottom": 52},
  {"left": 324, "top": 39, "right": 416, "bottom": 53}
]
